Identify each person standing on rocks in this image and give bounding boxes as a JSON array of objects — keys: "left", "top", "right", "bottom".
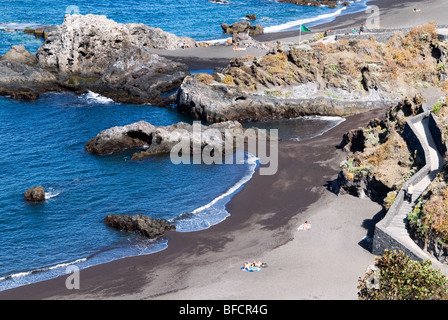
[{"left": 406, "top": 183, "right": 414, "bottom": 203}]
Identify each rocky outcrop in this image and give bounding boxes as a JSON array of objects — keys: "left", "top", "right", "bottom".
[
  {"left": 77, "top": 46, "right": 188, "bottom": 105},
  {"left": 24, "top": 186, "right": 45, "bottom": 202},
  {"left": 0, "top": 48, "right": 60, "bottom": 100},
  {"left": 104, "top": 214, "right": 175, "bottom": 239},
  {"left": 0, "top": 14, "right": 194, "bottom": 104},
  {"left": 221, "top": 21, "right": 263, "bottom": 36},
  {"left": 177, "top": 26, "right": 446, "bottom": 123},
  {"left": 1, "top": 45, "right": 36, "bottom": 65},
  {"left": 85, "top": 120, "right": 269, "bottom": 160},
  {"left": 37, "top": 14, "right": 195, "bottom": 75},
  {"left": 176, "top": 72, "right": 394, "bottom": 123},
  {"left": 335, "top": 95, "right": 424, "bottom": 202},
  {"left": 34, "top": 14, "right": 192, "bottom": 105}
]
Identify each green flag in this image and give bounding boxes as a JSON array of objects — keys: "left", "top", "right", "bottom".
[{"left": 300, "top": 25, "right": 311, "bottom": 32}]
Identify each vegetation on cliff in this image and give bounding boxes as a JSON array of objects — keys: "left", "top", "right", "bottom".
[
  {"left": 408, "top": 96, "right": 448, "bottom": 251},
  {"left": 338, "top": 95, "right": 424, "bottom": 203},
  {"left": 358, "top": 250, "right": 448, "bottom": 300},
  {"left": 207, "top": 25, "right": 445, "bottom": 101}
]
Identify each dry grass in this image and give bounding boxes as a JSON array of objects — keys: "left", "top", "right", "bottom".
[
  {"left": 261, "top": 53, "right": 288, "bottom": 74},
  {"left": 222, "top": 75, "right": 235, "bottom": 85},
  {"left": 196, "top": 73, "right": 214, "bottom": 85}
]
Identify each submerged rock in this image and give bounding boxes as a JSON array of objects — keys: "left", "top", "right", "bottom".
[
  {"left": 104, "top": 214, "right": 175, "bottom": 239},
  {"left": 24, "top": 186, "right": 45, "bottom": 202}
]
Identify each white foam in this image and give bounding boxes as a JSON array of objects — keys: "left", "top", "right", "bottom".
[
  {"left": 289, "top": 116, "right": 346, "bottom": 141},
  {"left": 82, "top": 91, "right": 114, "bottom": 104},
  {"left": 264, "top": 7, "right": 347, "bottom": 33},
  {"left": 44, "top": 190, "right": 60, "bottom": 200},
  {"left": 302, "top": 115, "right": 346, "bottom": 122},
  {"left": 0, "top": 23, "right": 43, "bottom": 31},
  {"left": 172, "top": 152, "right": 259, "bottom": 232},
  {"left": 0, "top": 258, "right": 87, "bottom": 281}
]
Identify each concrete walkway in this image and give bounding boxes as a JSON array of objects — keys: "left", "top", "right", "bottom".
[{"left": 385, "top": 117, "right": 448, "bottom": 274}]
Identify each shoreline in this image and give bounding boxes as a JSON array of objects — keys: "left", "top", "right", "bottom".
[
  {"left": 1, "top": 0, "right": 448, "bottom": 300},
  {"left": 156, "top": 0, "right": 446, "bottom": 70}
]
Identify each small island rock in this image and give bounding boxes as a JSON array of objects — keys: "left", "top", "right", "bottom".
[{"left": 24, "top": 186, "right": 46, "bottom": 202}]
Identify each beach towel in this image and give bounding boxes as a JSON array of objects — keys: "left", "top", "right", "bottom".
[
  {"left": 241, "top": 266, "right": 262, "bottom": 272},
  {"left": 297, "top": 223, "right": 311, "bottom": 231}
]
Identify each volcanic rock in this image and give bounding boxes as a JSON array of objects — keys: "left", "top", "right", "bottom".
[
  {"left": 104, "top": 214, "right": 175, "bottom": 239},
  {"left": 24, "top": 186, "right": 46, "bottom": 202}
]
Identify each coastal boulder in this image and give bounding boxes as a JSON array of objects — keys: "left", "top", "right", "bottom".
[
  {"left": 0, "top": 59, "right": 60, "bottom": 101},
  {"left": 0, "top": 45, "right": 36, "bottom": 66},
  {"left": 87, "top": 46, "right": 189, "bottom": 105},
  {"left": 104, "top": 214, "right": 175, "bottom": 239},
  {"left": 24, "top": 186, "right": 46, "bottom": 202},
  {"left": 85, "top": 119, "right": 273, "bottom": 160},
  {"left": 85, "top": 121, "right": 157, "bottom": 155},
  {"left": 221, "top": 21, "right": 263, "bottom": 36}
]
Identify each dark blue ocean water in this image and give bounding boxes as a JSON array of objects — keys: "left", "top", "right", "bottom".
[{"left": 0, "top": 0, "right": 362, "bottom": 291}]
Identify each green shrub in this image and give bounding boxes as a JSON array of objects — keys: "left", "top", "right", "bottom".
[
  {"left": 383, "top": 191, "right": 397, "bottom": 210},
  {"left": 358, "top": 250, "right": 448, "bottom": 300}
]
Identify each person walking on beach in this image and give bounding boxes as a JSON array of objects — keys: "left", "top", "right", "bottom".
[
  {"left": 406, "top": 183, "right": 414, "bottom": 203},
  {"left": 359, "top": 24, "right": 365, "bottom": 35}
]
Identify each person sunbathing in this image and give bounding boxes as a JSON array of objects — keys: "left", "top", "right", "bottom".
[
  {"left": 243, "top": 262, "right": 254, "bottom": 270},
  {"left": 253, "top": 261, "right": 263, "bottom": 268},
  {"left": 298, "top": 221, "right": 311, "bottom": 230}
]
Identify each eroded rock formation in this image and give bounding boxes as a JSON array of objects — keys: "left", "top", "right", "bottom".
[
  {"left": 85, "top": 120, "right": 273, "bottom": 160},
  {"left": 104, "top": 214, "right": 175, "bottom": 239},
  {"left": 335, "top": 95, "right": 425, "bottom": 202},
  {"left": 177, "top": 26, "right": 447, "bottom": 123},
  {"left": 0, "top": 14, "right": 195, "bottom": 105}
]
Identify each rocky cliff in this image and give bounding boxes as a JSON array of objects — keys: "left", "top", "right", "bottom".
[
  {"left": 177, "top": 25, "right": 448, "bottom": 123},
  {"left": 0, "top": 14, "right": 195, "bottom": 105},
  {"left": 0, "top": 45, "right": 61, "bottom": 100},
  {"left": 335, "top": 95, "right": 425, "bottom": 203}
]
